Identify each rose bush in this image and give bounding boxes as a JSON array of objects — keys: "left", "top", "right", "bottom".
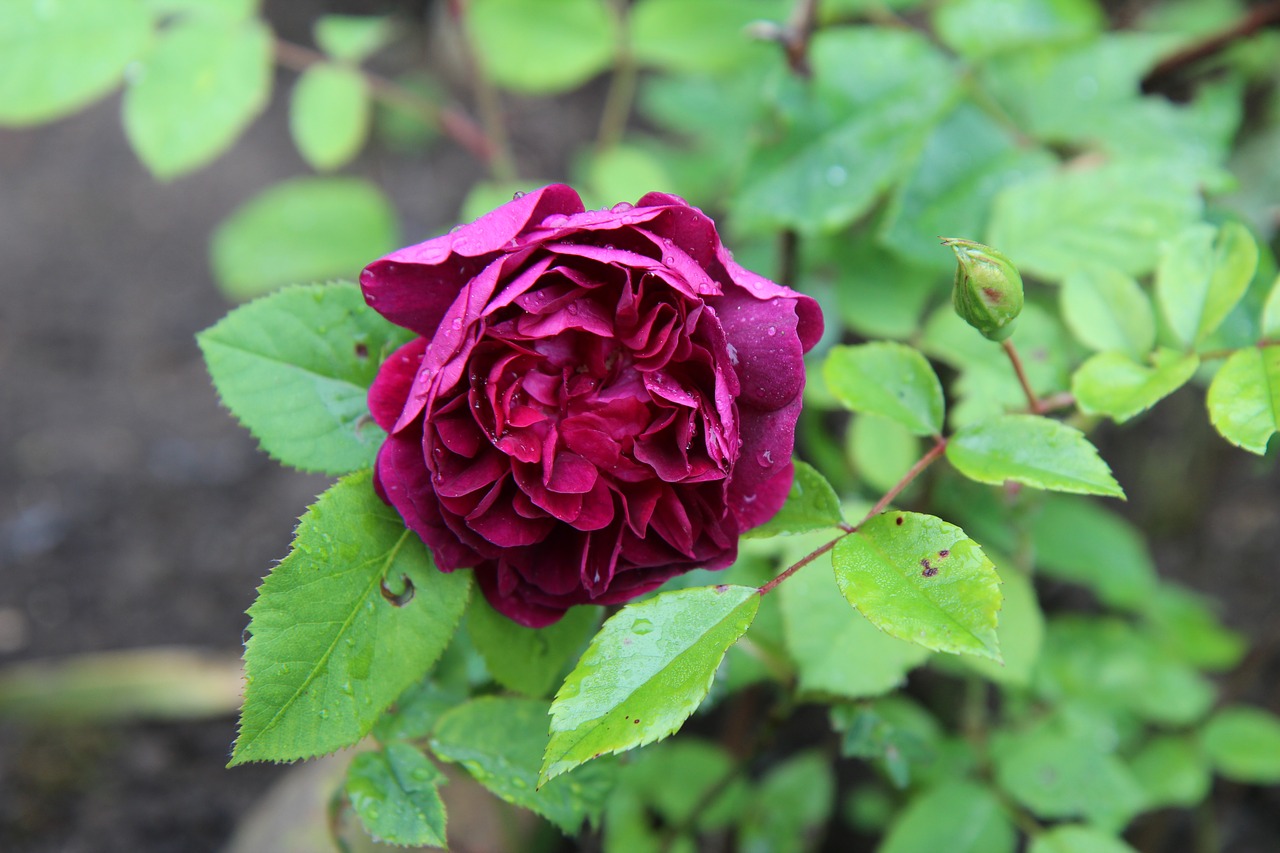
[{"left": 362, "top": 185, "right": 822, "bottom": 626}]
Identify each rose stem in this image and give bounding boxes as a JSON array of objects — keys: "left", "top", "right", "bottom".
[
  {"left": 449, "top": 0, "right": 519, "bottom": 182},
  {"left": 595, "top": 0, "right": 639, "bottom": 152},
  {"left": 1001, "top": 338, "right": 1043, "bottom": 414},
  {"left": 757, "top": 437, "right": 948, "bottom": 597},
  {"left": 273, "top": 39, "right": 496, "bottom": 168},
  {"left": 1142, "top": 0, "right": 1280, "bottom": 94}
]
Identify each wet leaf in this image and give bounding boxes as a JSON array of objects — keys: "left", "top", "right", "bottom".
[
  {"left": 746, "top": 460, "right": 844, "bottom": 538},
  {"left": 345, "top": 742, "right": 447, "bottom": 848},
  {"left": 834, "top": 512, "right": 1002, "bottom": 660},
  {"left": 947, "top": 415, "right": 1124, "bottom": 498},
  {"left": 1072, "top": 349, "right": 1199, "bottom": 423},
  {"left": 466, "top": 598, "right": 599, "bottom": 698},
  {"left": 540, "top": 586, "right": 759, "bottom": 784},
  {"left": 198, "top": 282, "right": 412, "bottom": 474},
  {"left": 824, "top": 343, "right": 945, "bottom": 436},
  {"left": 231, "top": 473, "right": 471, "bottom": 765}
]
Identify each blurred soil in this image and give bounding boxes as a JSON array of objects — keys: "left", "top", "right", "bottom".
[{"left": 0, "top": 2, "right": 1278, "bottom": 852}]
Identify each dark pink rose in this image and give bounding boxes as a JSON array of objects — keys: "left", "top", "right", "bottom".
[{"left": 362, "top": 185, "right": 822, "bottom": 627}]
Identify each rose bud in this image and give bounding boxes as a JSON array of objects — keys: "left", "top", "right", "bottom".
[
  {"left": 942, "top": 237, "right": 1024, "bottom": 342},
  {"left": 361, "top": 185, "right": 823, "bottom": 627}
]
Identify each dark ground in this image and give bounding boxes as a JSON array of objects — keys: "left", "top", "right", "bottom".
[{"left": 0, "top": 4, "right": 1278, "bottom": 852}]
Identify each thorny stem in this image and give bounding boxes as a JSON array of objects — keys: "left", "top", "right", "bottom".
[
  {"left": 1001, "top": 339, "right": 1043, "bottom": 414},
  {"left": 449, "top": 0, "right": 519, "bottom": 181},
  {"left": 595, "top": 0, "right": 638, "bottom": 151},
  {"left": 757, "top": 437, "right": 948, "bottom": 597},
  {"left": 272, "top": 39, "right": 495, "bottom": 167}
]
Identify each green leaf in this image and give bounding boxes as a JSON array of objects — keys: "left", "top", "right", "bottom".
[
  {"left": 738, "top": 751, "right": 835, "bottom": 853},
  {"left": 210, "top": 177, "right": 398, "bottom": 300},
  {"left": 345, "top": 742, "right": 448, "bottom": 848},
  {"left": 540, "top": 586, "right": 760, "bottom": 784},
  {"left": 947, "top": 415, "right": 1125, "bottom": 498},
  {"left": 1130, "top": 736, "right": 1211, "bottom": 809},
  {"left": 1036, "top": 617, "right": 1215, "bottom": 727},
  {"left": 145, "top": 0, "right": 259, "bottom": 21},
  {"left": 0, "top": 0, "right": 152, "bottom": 125},
  {"left": 614, "top": 739, "right": 750, "bottom": 833},
  {"left": 289, "top": 63, "right": 371, "bottom": 172},
  {"left": 432, "top": 696, "right": 614, "bottom": 832},
  {"left": 1029, "top": 825, "right": 1140, "bottom": 853},
  {"left": 1206, "top": 345, "right": 1280, "bottom": 454},
  {"left": 832, "top": 698, "right": 940, "bottom": 788},
  {"left": 1201, "top": 706, "right": 1280, "bottom": 784},
  {"left": 582, "top": 144, "right": 676, "bottom": 208},
  {"left": 314, "top": 14, "right": 393, "bottom": 63},
  {"left": 1029, "top": 496, "right": 1156, "bottom": 610},
  {"left": 987, "top": 160, "right": 1203, "bottom": 282},
  {"left": 934, "top": 0, "right": 1102, "bottom": 60},
  {"left": 231, "top": 472, "right": 472, "bottom": 764},
  {"left": 372, "top": 678, "right": 467, "bottom": 744},
  {"left": 1157, "top": 222, "right": 1259, "bottom": 347},
  {"left": 122, "top": 18, "right": 272, "bottom": 179},
  {"left": 1143, "top": 584, "right": 1246, "bottom": 672},
  {"left": 1060, "top": 267, "right": 1156, "bottom": 357},
  {"left": 1260, "top": 274, "right": 1280, "bottom": 339},
  {"left": 469, "top": 0, "right": 617, "bottom": 94},
  {"left": 732, "top": 28, "right": 958, "bottom": 234},
  {"left": 466, "top": 598, "right": 599, "bottom": 698},
  {"left": 630, "top": 0, "right": 786, "bottom": 74},
  {"left": 993, "top": 717, "right": 1147, "bottom": 830},
  {"left": 1072, "top": 349, "right": 1200, "bottom": 423},
  {"left": 958, "top": 563, "right": 1042, "bottom": 686},
  {"left": 824, "top": 343, "right": 945, "bottom": 436},
  {"left": 814, "top": 236, "right": 941, "bottom": 339},
  {"left": 745, "top": 460, "right": 844, "bottom": 538},
  {"left": 847, "top": 413, "right": 921, "bottom": 495},
  {"left": 197, "top": 282, "right": 412, "bottom": 474},
  {"left": 879, "top": 104, "right": 1056, "bottom": 271},
  {"left": 833, "top": 512, "right": 1003, "bottom": 661},
  {"left": 879, "top": 781, "right": 1016, "bottom": 853},
  {"left": 780, "top": 542, "right": 930, "bottom": 699}
]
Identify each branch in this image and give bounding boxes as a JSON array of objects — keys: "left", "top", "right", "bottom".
[{"left": 1142, "top": 1, "right": 1280, "bottom": 94}]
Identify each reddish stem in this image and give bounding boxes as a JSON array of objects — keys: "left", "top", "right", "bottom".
[
  {"left": 1142, "top": 1, "right": 1280, "bottom": 93},
  {"left": 1001, "top": 338, "right": 1042, "bottom": 414}
]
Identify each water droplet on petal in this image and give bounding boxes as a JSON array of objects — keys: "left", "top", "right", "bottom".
[
  {"left": 766, "top": 326, "right": 777, "bottom": 336},
  {"left": 513, "top": 190, "right": 526, "bottom": 199},
  {"left": 759, "top": 449, "right": 774, "bottom": 466},
  {"left": 451, "top": 318, "right": 463, "bottom": 330},
  {"left": 726, "top": 343, "right": 739, "bottom": 366},
  {"left": 611, "top": 201, "right": 633, "bottom": 213}
]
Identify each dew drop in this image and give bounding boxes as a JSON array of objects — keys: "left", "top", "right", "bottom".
[
  {"left": 726, "top": 342, "right": 739, "bottom": 365},
  {"left": 319, "top": 708, "right": 329, "bottom": 720},
  {"left": 513, "top": 190, "right": 527, "bottom": 199},
  {"left": 451, "top": 318, "right": 463, "bottom": 330},
  {"left": 611, "top": 201, "right": 634, "bottom": 213},
  {"left": 664, "top": 256, "right": 675, "bottom": 265},
  {"left": 567, "top": 303, "right": 579, "bottom": 315},
  {"left": 825, "top": 165, "right": 848, "bottom": 187},
  {"left": 759, "top": 449, "right": 774, "bottom": 466},
  {"left": 766, "top": 326, "right": 777, "bottom": 337}
]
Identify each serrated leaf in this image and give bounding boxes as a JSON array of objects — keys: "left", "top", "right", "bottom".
[
  {"left": 745, "top": 460, "right": 844, "bottom": 538},
  {"left": 780, "top": 543, "right": 931, "bottom": 699},
  {"left": 616, "top": 739, "right": 750, "bottom": 832},
  {"left": 993, "top": 717, "right": 1147, "bottom": 830},
  {"left": 0, "top": 0, "right": 152, "bottom": 125},
  {"left": 466, "top": 598, "right": 599, "bottom": 698},
  {"left": 732, "top": 28, "right": 959, "bottom": 234},
  {"left": 1130, "top": 736, "right": 1211, "bottom": 809},
  {"left": 824, "top": 343, "right": 945, "bottom": 436},
  {"left": 231, "top": 472, "right": 471, "bottom": 765},
  {"left": 833, "top": 512, "right": 1002, "bottom": 661},
  {"left": 832, "top": 698, "right": 939, "bottom": 788},
  {"left": 372, "top": 678, "right": 467, "bottom": 745},
  {"left": 345, "top": 742, "right": 448, "bottom": 848},
  {"left": 432, "top": 696, "right": 614, "bottom": 832},
  {"left": 1156, "top": 222, "right": 1259, "bottom": 347},
  {"left": 1029, "top": 496, "right": 1156, "bottom": 610},
  {"left": 210, "top": 177, "right": 398, "bottom": 300},
  {"left": 540, "top": 585, "right": 759, "bottom": 784},
  {"left": 198, "top": 282, "right": 412, "bottom": 474},
  {"left": 1201, "top": 706, "right": 1280, "bottom": 784},
  {"left": 314, "top": 14, "right": 393, "bottom": 62},
  {"left": 947, "top": 414, "right": 1125, "bottom": 498},
  {"left": 1072, "top": 349, "right": 1200, "bottom": 423},
  {"left": 880, "top": 781, "right": 1016, "bottom": 853},
  {"left": 122, "top": 18, "right": 272, "bottom": 179},
  {"left": 1206, "top": 345, "right": 1280, "bottom": 454},
  {"left": 816, "top": 235, "right": 940, "bottom": 339},
  {"left": 469, "top": 0, "right": 617, "bottom": 94},
  {"left": 1060, "top": 267, "right": 1156, "bottom": 357},
  {"left": 987, "top": 160, "right": 1203, "bottom": 282},
  {"left": 1143, "top": 584, "right": 1246, "bottom": 672},
  {"left": 1029, "top": 826, "right": 1140, "bottom": 853},
  {"left": 289, "top": 63, "right": 371, "bottom": 172}
]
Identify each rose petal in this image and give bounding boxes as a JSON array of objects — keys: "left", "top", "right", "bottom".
[{"left": 369, "top": 338, "right": 426, "bottom": 432}]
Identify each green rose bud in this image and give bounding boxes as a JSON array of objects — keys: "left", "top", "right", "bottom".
[{"left": 942, "top": 238, "right": 1024, "bottom": 342}]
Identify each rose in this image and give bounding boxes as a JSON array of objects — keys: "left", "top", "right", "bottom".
[{"left": 362, "top": 185, "right": 822, "bottom": 627}]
